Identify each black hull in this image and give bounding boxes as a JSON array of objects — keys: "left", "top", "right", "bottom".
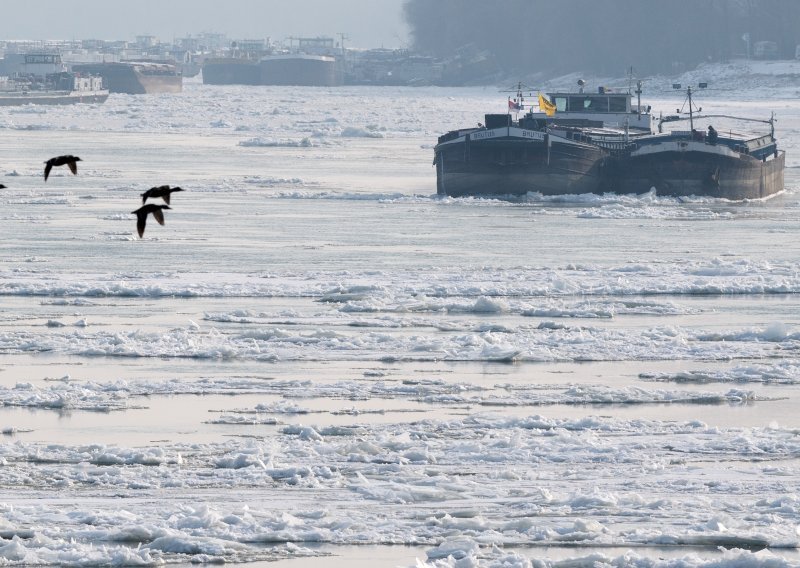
[
  {"left": 604, "top": 150, "right": 785, "bottom": 200},
  {"left": 260, "top": 57, "right": 342, "bottom": 86},
  {"left": 202, "top": 59, "right": 261, "bottom": 85},
  {"left": 202, "top": 57, "right": 343, "bottom": 87},
  {"left": 73, "top": 63, "right": 182, "bottom": 94},
  {"left": 435, "top": 138, "right": 608, "bottom": 197}
]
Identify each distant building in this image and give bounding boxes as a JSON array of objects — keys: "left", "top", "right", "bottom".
[{"left": 135, "top": 35, "right": 158, "bottom": 49}]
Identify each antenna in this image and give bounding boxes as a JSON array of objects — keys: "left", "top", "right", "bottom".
[
  {"left": 499, "top": 82, "right": 535, "bottom": 114},
  {"left": 635, "top": 80, "right": 642, "bottom": 115},
  {"left": 337, "top": 32, "right": 348, "bottom": 56},
  {"left": 673, "top": 82, "right": 708, "bottom": 131}
]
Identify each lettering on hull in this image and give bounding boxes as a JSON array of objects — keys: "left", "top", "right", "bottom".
[{"left": 471, "top": 130, "right": 496, "bottom": 140}]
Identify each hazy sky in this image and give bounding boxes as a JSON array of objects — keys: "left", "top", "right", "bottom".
[{"left": 0, "top": 0, "right": 409, "bottom": 48}]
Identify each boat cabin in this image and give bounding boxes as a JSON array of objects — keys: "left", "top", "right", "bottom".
[
  {"left": 523, "top": 87, "right": 654, "bottom": 133},
  {"left": 0, "top": 51, "right": 67, "bottom": 78},
  {"left": 548, "top": 90, "right": 632, "bottom": 113}
]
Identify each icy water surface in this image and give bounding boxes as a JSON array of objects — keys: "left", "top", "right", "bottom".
[{"left": 0, "top": 79, "right": 799, "bottom": 566}]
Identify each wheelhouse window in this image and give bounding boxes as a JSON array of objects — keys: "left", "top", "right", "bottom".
[
  {"left": 567, "top": 96, "right": 583, "bottom": 111},
  {"left": 553, "top": 94, "right": 630, "bottom": 113},
  {"left": 25, "top": 54, "right": 61, "bottom": 64},
  {"left": 585, "top": 97, "right": 608, "bottom": 111},
  {"left": 608, "top": 96, "right": 628, "bottom": 112},
  {"left": 566, "top": 96, "right": 607, "bottom": 112}
]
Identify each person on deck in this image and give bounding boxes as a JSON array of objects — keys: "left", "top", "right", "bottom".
[{"left": 707, "top": 125, "right": 718, "bottom": 144}]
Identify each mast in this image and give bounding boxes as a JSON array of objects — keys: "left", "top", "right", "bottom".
[
  {"left": 513, "top": 81, "right": 524, "bottom": 113},
  {"left": 502, "top": 81, "right": 530, "bottom": 116},
  {"left": 672, "top": 83, "right": 705, "bottom": 131},
  {"left": 636, "top": 80, "right": 642, "bottom": 115}
]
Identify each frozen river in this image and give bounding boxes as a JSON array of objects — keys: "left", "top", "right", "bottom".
[{"left": 0, "top": 74, "right": 799, "bottom": 567}]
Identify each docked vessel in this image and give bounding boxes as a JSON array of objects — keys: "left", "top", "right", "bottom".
[
  {"left": 345, "top": 49, "right": 442, "bottom": 86},
  {"left": 434, "top": 82, "right": 784, "bottom": 200},
  {"left": 0, "top": 50, "right": 108, "bottom": 105},
  {"left": 260, "top": 54, "right": 340, "bottom": 86},
  {"left": 202, "top": 57, "right": 261, "bottom": 85},
  {"left": 71, "top": 61, "right": 182, "bottom": 94},
  {"left": 602, "top": 86, "right": 784, "bottom": 199},
  {"left": 434, "top": 83, "right": 655, "bottom": 197},
  {"left": 0, "top": 73, "right": 108, "bottom": 105},
  {"left": 0, "top": 72, "right": 108, "bottom": 106},
  {"left": 201, "top": 37, "right": 343, "bottom": 87},
  {"left": 201, "top": 39, "right": 269, "bottom": 85},
  {"left": 259, "top": 37, "right": 343, "bottom": 86}
]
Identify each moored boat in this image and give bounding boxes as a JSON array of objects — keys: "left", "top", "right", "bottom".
[
  {"left": 201, "top": 57, "right": 261, "bottom": 85},
  {"left": 71, "top": 61, "right": 182, "bottom": 94},
  {"left": 0, "top": 72, "right": 108, "bottom": 106},
  {"left": 0, "top": 50, "right": 108, "bottom": 105},
  {"left": 260, "top": 54, "right": 341, "bottom": 86},
  {"left": 200, "top": 36, "right": 344, "bottom": 86}
]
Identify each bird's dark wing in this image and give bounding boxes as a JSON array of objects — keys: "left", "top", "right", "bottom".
[
  {"left": 67, "top": 159, "right": 78, "bottom": 175},
  {"left": 163, "top": 193, "right": 171, "bottom": 204},
  {"left": 0, "top": 184, "right": 6, "bottom": 189},
  {"left": 153, "top": 208, "right": 166, "bottom": 226},
  {"left": 141, "top": 191, "right": 148, "bottom": 204},
  {"left": 136, "top": 214, "right": 146, "bottom": 238},
  {"left": 44, "top": 162, "right": 52, "bottom": 181}
]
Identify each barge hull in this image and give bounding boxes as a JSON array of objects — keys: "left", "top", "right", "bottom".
[
  {"left": 260, "top": 55, "right": 341, "bottom": 86},
  {"left": 435, "top": 137, "right": 608, "bottom": 197},
  {"left": 606, "top": 150, "right": 785, "bottom": 199},
  {"left": 73, "top": 63, "right": 182, "bottom": 94},
  {"left": 202, "top": 59, "right": 261, "bottom": 85}
]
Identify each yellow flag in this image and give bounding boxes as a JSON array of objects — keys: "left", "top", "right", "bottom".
[{"left": 538, "top": 93, "right": 556, "bottom": 117}]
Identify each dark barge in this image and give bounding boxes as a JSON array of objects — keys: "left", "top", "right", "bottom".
[
  {"left": 72, "top": 61, "right": 182, "bottom": 94},
  {"left": 434, "top": 83, "right": 654, "bottom": 197},
  {"left": 602, "top": 86, "right": 784, "bottom": 199},
  {"left": 433, "top": 82, "right": 784, "bottom": 200}
]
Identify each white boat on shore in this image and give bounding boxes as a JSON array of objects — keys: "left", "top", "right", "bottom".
[
  {"left": 0, "top": 51, "right": 108, "bottom": 106},
  {"left": 0, "top": 72, "right": 109, "bottom": 105}
]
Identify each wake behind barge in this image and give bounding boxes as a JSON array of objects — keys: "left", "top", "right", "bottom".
[{"left": 433, "top": 83, "right": 784, "bottom": 200}]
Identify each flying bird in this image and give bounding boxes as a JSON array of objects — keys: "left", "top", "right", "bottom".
[
  {"left": 0, "top": 184, "right": 6, "bottom": 189},
  {"left": 44, "top": 155, "right": 81, "bottom": 181},
  {"left": 131, "top": 204, "right": 170, "bottom": 238},
  {"left": 141, "top": 185, "right": 184, "bottom": 204}
]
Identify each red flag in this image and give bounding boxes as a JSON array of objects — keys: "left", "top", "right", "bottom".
[{"left": 508, "top": 99, "right": 521, "bottom": 111}]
